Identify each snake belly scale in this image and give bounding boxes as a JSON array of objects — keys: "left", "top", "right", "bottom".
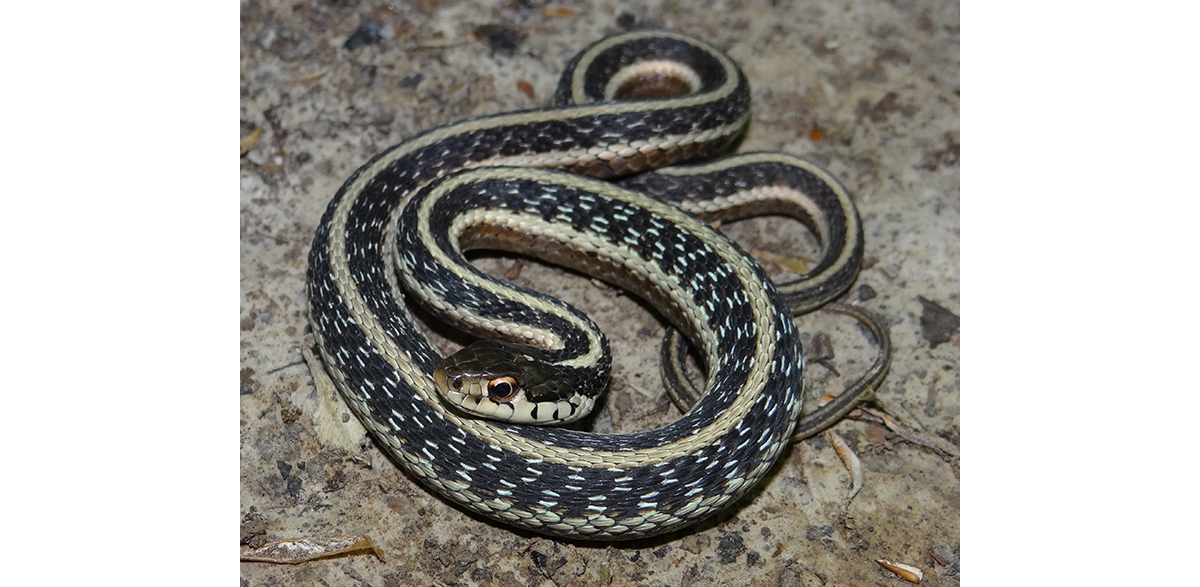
[{"left": 306, "top": 30, "right": 864, "bottom": 539}]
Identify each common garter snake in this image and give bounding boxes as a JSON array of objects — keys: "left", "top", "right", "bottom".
[{"left": 306, "top": 29, "right": 889, "bottom": 539}]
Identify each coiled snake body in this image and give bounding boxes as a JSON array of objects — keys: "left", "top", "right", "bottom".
[{"left": 306, "top": 30, "right": 881, "bottom": 539}]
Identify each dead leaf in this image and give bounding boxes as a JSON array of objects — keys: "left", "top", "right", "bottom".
[
  {"left": 240, "top": 535, "right": 384, "bottom": 564},
  {"left": 240, "top": 127, "right": 262, "bottom": 155},
  {"left": 876, "top": 558, "right": 923, "bottom": 583},
  {"left": 284, "top": 71, "right": 326, "bottom": 84},
  {"left": 751, "top": 248, "right": 814, "bottom": 275}
]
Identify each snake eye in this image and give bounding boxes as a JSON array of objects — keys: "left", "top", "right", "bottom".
[
  {"left": 451, "top": 375, "right": 464, "bottom": 390},
  {"left": 487, "top": 376, "right": 518, "bottom": 402}
]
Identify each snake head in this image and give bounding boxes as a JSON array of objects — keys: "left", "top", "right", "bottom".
[{"left": 432, "top": 340, "right": 597, "bottom": 424}]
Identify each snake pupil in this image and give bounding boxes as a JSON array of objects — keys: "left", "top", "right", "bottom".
[{"left": 487, "top": 376, "right": 518, "bottom": 402}]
